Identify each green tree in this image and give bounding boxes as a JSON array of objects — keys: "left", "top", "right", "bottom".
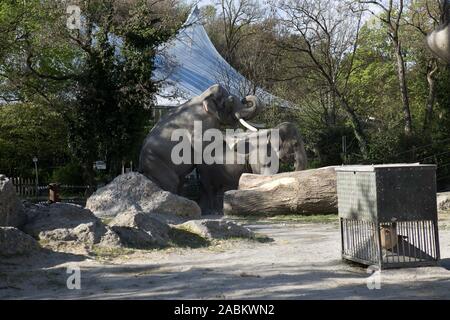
[
  {"left": 0, "top": 0, "right": 185, "bottom": 182},
  {"left": 0, "top": 103, "right": 69, "bottom": 179}
]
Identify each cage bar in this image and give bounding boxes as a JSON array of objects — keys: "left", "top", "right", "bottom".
[{"left": 337, "top": 164, "right": 440, "bottom": 269}]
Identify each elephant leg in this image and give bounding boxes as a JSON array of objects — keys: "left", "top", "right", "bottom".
[
  {"left": 140, "top": 154, "right": 180, "bottom": 194},
  {"left": 198, "top": 171, "right": 216, "bottom": 215},
  {"left": 213, "top": 188, "right": 225, "bottom": 214},
  {"left": 177, "top": 176, "right": 186, "bottom": 195},
  {"left": 201, "top": 184, "right": 217, "bottom": 215},
  {"left": 199, "top": 189, "right": 213, "bottom": 215}
]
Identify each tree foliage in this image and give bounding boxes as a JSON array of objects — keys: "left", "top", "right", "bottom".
[
  {"left": 206, "top": 0, "right": 450, "bottom": 186},
  {"left": 2, "top": 0, "right": 450, "bottom": 188},
  {"left": 0, "top": 0, "right": 185, "bottom": 182}
]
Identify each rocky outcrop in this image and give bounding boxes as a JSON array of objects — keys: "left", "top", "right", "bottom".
[
  {"left": 178, "top": 219, "right": 255, "bottom": 240},
  {"left": 0, "top": 227, "right": 39, "bottom": 256},
  {"left": 0, "top": 175, "right": 26, "bottom": 227},
  {"left": 86, "top": 173, "right": 201, "bottom": 219},
  {"left": 22, "top": 203, "right": 120, "bottom": 247},
  {"left": 108, "top": 209, "right": 171, "bottom": 248}
]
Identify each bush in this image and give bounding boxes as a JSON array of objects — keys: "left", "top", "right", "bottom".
[{"left": 50, "top": 162, "right": 86, "bottom": 186}]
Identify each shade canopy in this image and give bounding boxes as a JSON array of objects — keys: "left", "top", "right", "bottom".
[{"left": 153, "top": 6, "right": 289, "bottom": 107}]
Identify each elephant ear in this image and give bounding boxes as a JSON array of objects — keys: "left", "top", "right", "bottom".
[
  {"left": 202, "top": 84, "right": 227, "bottom": 120},
  {"left": 203, "top": 97, "right": 220, "bottom": 120},
  {"left": 268, "top": 129, "right": 281, "bottom": 160}
]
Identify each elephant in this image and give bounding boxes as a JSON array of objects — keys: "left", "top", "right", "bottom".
[
  {"left": 196, "top": 122, "right": 307, "bottom": 214},
  {"left": 138, "top": 84, "right": 263, "bottom": 193}
]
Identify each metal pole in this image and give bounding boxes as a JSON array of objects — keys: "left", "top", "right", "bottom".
[
  {"left": 33, "top": 158, "right": 39, "bottom": 200},
  {"left": 342, "top": 136, "right": 347, "bottom": 164}
]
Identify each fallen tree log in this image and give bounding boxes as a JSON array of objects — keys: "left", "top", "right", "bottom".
[{"left": 223, "top": 166, "right": 338, "bottom": 216}]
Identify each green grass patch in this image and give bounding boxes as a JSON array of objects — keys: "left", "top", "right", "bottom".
[
  {"left": 90, "top": 246, "right": 136, "bottom": 259},
  {"left": 267, "top": 214, "right": 338, "bottom": 224},
  {"left": 101, "top": 217, "right": 114, "bottom": 225},
  {"left": 229, "top": 213, "right": 338, "bottom": 225}
]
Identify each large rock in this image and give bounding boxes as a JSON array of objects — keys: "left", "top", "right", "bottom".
[
  {"left": 178, "top": 219, "right": 255, "bottom": 240},
  {"left": 22, "top": 203, "right": 120, "bottom": 247},
  {"left": 0, "top": 175, "right": 26, "bottom": 227},
  {"left": 0, "top": 227, "right": 40, "bottom": 256},
  {"left": 86, "top": 172, "right": 201, "bottom": 219},
  {"left": 108, "top": 209, "right": 171, "bottom": 248},
  {"left": 437, "top": 192, "right": 450, "bottom": 211}
]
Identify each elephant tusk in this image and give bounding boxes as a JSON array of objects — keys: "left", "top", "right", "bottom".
[
  {"left": 247, "top": 121, "right": 266, "bottom": 129},
  {"left": 239, "top": 119, "right": 258, "bottom": 132}
]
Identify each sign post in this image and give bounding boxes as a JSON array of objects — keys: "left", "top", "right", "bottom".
[{"left": 32, "top": 156, "right": 39, "bottom": 200}]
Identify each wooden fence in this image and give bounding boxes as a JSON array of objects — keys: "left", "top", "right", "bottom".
[
  {"left": 11, "top": 177, "right": 43, "bottom": 198},
  {"left": 11, "top": 177, "right": 95, "bottom": 205}
]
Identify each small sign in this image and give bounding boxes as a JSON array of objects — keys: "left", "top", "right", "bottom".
[{"left": 93, "top": 161, "right": 106, "bottom": 170}]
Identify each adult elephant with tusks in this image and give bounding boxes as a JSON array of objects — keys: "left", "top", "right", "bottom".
[
  {"left": 197, "top": 122, "right": 308, "bottom": 214},
  {"left": 138, "top": 84, "right": 263, "bottom": 193}
]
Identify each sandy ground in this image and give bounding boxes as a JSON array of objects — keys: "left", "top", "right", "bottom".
[{"left": 1, "top": 214, "right": 450, "bottom": 300}]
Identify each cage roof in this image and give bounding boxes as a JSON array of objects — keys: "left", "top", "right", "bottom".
[{"left": 335, "top": 164, "right": 436, "bottom": 172}]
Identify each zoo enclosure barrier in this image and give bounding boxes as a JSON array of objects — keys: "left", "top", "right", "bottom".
[
  {"left": 11, "top": 177, "right": 95, "bottom": 206},
  {"left": 336, "top": 164, "right": 440, "bottom": 269}
]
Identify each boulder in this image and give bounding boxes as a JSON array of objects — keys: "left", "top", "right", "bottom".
[
  {"left": 178, "top": 219, "right": 255, "bottom": 240},
  {"left": 437, "top": 192, "right": 450, "bottom": 211},
  {"left": 22, "top": 203, "right": 120, "bottom": 247},
  {"left": 86, "top": 172, "right": 201, "bottom": 219},
  {"left": 0, "top": 175, "right": 26, "bottom": 227},
  {"left": 0, "top": 227, "right": 40, "bottom": 256},
  {"left": 108, "top": 209, "right": 171, "bottom": 248}
]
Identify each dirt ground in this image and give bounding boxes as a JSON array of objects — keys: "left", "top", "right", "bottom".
[{"left": 1, "top": 213, "right": 450, "bottom": 300}]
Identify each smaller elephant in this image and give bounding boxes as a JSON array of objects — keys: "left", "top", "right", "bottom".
[{"left": 197, "top": 122, "right": 307, "bottom": 214}]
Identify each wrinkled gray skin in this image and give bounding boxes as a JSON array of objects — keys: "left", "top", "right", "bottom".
[
  {"left": 197, "top": 122, "right": 307, "bottom": 214},
  {"left": 139, "top": 84, "right": 263, "bottom": 193}
]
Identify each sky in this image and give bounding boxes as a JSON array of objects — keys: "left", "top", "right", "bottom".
[{"left": 187, "top": 0, "right": 381, "bottom": 23}]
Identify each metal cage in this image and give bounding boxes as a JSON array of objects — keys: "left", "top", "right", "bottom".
[{"left": 336, "top": 164, "right": 440, "bottom": 269}]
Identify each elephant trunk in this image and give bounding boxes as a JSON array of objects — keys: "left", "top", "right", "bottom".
[
  {"left": 234, "top": 95, "right": 263, "bottom": 132},
  {"left": 235, "top": 95, "right": 263, "bottom": 120}
]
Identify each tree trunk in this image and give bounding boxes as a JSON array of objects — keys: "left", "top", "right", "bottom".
[
  {"left": 335, "top": 90, "right": 369, "bottom": 159},
  {"left": 394, "top": 41, "right": 413, "bottom": 135},
  {"left": 423, "top": 60, "right": 439, "bottom": 132},
  {"left": 441, "top": 0, "right": 449, "bottom": 25},
  {"left": 223, "top": 167, "right": 338, "bottom": 216}
]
